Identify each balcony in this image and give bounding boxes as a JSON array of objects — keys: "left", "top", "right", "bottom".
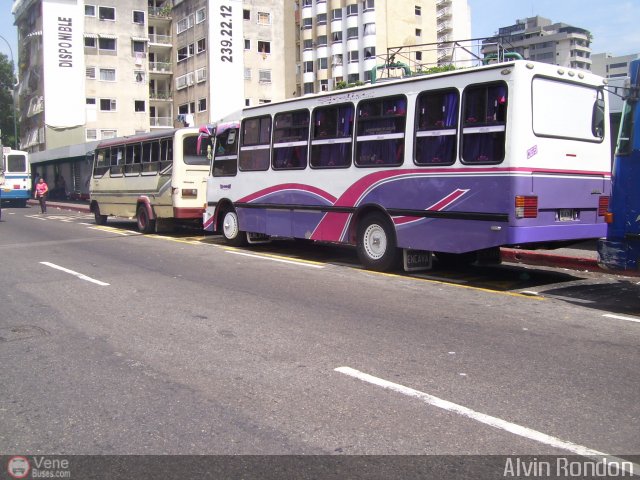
[
  {"left": 150, "top": 91, "right": 172, "bottom": 101},
  {"left": 150, "top": 117, "right": 173, "bottom": 128},
  {"left": 437, "top": 7, "right": 451, "bottom": 19},
  {"left": 437, "top": 21, "right": 452, "bottom": 33},
  {"left": 436, "top": 0, "right": 451, "bottom": 7},
  {"left": 148, "top": 33, "right": 172, "bottom": 45},
  {"left": 149, "top": 61, "right": 172, "bottom": 74},
  {"left": 149, "top": 6, "right": 171, "bottom": 19}
]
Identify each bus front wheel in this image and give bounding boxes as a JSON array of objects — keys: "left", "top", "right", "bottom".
[
  {"left": 137, "top": 205, "right": 155, "bottom": 234},
  {"left": 356, "top": 212, "right": 399, "bottom": 271},
  {"left": 221, "top": 210, "right": 247, "bottom": 246},
  {"left": 94, "top": 205, "right": 107, "bottom": 225}
]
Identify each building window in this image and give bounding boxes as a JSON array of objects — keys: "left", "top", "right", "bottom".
[
  {"left": 86, "top": 98, "right": 96, "bottom": 106},
  {"left": 132, "top": 41, "right": 146, "bottom": 54},
  {"left": 86, "top": 66, "right": 96, "bottom": 79},
  {"left": 244, "top": 68, "right": 251, "bottom": 80},
  {"left": 84, "top": 37, "right": 96, "bottom": 48},
  {"left": 303, "top": 39, "right": 313, "bottom": 50},
  {"left": 331, "top": 8, "right": 342, "bottom": 20},
  {"left": 176, "top": 14, "right": 194, "bottom": 34},
  {"left": 101, "top": 129, "right": 117, "bottom": 139},
  {"left": 348, "top": 50, "right": 359, "bottom": 63},
  {"left": 98, "top": 6, "right": 115, "bottom": 20},
  {"left": 134, "top": 100, "right": 146, "bottom": 112},
  {"left": 243, "top": 9, "right": 250, "bottom": 20},
  {"left": 100, "top": 99, "right": 117, "bottom": 111},
  {"left": 196, "top": 8, "right": 206, "bottom": 24},
  {"left": 347, "top": 27, "right": 358, "bottom": 39},
  {"left": 416, "top": 28, "right": 422, "bottom": 38},
  {"left": 198, "top": 98, "right": 207, "bottom": 112},
  {"left": 85, "top": 5, "right": 95, "bottom": 16},
  {"left": 364, "top": 47, "right": 375, "bottom": 59},
  {"left": 303, "top": 18, "right": 312, "bottom": 29},
  {"left": 133, "top": 10, "right": 144, "bottom": 24},
  {"left": 196, "top": 67, "right": 207, "bottom": 83},
  {"left": 197, "top": 38, "right": 206, "bottom": 53},
  {"left": 415, "top": 51, "right": 422, "bottom": 61},
  {"left": 303, "top": 61, "right": 314, "bottom": 73},
  {"left": 348, "top": 73, "right": 359, "bottom": 84},
  {"left": 304, "top": 82, "right": 314, "bottom": 94},
  {"left": 364, "top": 23, "right": 376, "bottom": 36},
  {"left": 320, "top": 79, "right": 329, "bottom": 92},
  {"left": 99, "top": 68, "right": 116, "bottom": 81},
  {"left": 244, "top": 39, "right": 251, "bottom": 50},
  {"left": 86, "top": 129, "right": 97, "bottom": 140},
  {"left": 245, "top": 98, "right": 251, "bottom": 107},
  {"left": 302, "top": 0, "right": 312, "bottom": 6},
  {"left": 346, "top": 4, "right": 358, "bottom": 16},
  {"left": 415, "top": 5, "right": 421, "bottom": 15},
  {"left": 177, "top": 44, "right": 194, "bottom": 62},
  {"left": 257, "top": 12, "right": 270, "bottom": 25},
  {"left": 364, "top": 0, "right": 375, "bottom": 10},
  {"left": 332, "top": 31, "right": 342, "bottom": 43},
  {"left": 317, "top": 35, "right": 327, "bottom": 47},
  {"left": 331, "top": 54, "right": 343, "bottom": 67},
  {"left": 259, "top": 69, "right": 272, "bottom": 83},
  {"left": 259, "top": 99, "right": 271, "bottom": 104},
  {"left": 257, "top": 41, "right": 271, "bottom": 55},
  {"left": 317, "top": 57, "right": 328, "bottom": 70},
  {"left": 98, "top": 38, "right": 116, "bottom": 51},
  {"left": 134, "top": 70, "right": 145, "bottom": 83},
  {"left": 317, "top": 13, "right": 327, "bottom": 25}
]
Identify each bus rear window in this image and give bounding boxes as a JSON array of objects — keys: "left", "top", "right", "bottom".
[
  {"left": 183, "top": 135, "right": 210, "bottom": 165},
  {"left": 6, "top": 154, "right": 27, "bottom": 172},
  {"left": 532, "top": 77, "right": 604, "bottom": 142}
]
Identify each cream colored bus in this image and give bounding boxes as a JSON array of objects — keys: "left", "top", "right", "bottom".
[{"left": 89, "top": 127, "right": 210, "bottom": 233}]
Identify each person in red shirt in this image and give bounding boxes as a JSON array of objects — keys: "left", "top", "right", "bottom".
[{"left": 34, "top": 177, "right": 49, "bottom": 214}]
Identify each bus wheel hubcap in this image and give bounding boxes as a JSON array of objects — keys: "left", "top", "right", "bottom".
[
  {"left": 223, "top": 213, "right": 238, "bottom": 239},
  {"left": 363, "top": 224, "right": 387, "bottom": 260}
]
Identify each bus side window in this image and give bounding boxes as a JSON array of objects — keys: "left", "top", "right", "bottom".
[
  {"left": 93, "top": 149, "right": 110, "bottom": 177},
  {"left": 355, "top": 95, "right": 406, "bottom": 167},
  {"left": 239, "top": 116, "right": 271, "bottom": 171},
  {"left": 414, "top": 89, "right": 458, "bottom": 166},
  {"left": 213, "top": 127, "right": 239, "bottom": 177},
  {"left": 461, "top": 82, "right": 507, "bottom": 164},
  {"left": 310, "top": 104, "right": 353, "bottom": 168},
  {"left": 273, "top": 109, "right": 309, "bottom": 170},
  {"left": 161, "top": 138, "right": 173, "bottom": 169}
]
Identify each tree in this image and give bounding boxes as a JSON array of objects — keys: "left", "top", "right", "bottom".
[{"left": 0, "top": 52, "right": 18, "bottom": 149}]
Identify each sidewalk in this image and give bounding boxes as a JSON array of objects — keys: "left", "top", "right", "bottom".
[{"left": 26, "top": 199, "right": 637, "bottom": 277}]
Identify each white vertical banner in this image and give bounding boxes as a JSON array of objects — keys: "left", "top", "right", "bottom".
[
  {"left": 209, "top": 0, "right": 244, "bottom": 122},
  {"left": 42, "top": 0, "right": 85, "bottom": 128}
]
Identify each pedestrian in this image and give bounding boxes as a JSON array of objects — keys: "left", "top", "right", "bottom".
[{"left": 34, "top": 177, "right": 48, "bottom": 214}]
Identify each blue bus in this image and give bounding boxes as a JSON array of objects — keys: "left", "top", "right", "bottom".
[
  {"left": 598, "top": 59, "right": 640, "bottom": 272},
  {"left": 1, "top": 148, "right": 31, "bottom": 207}
]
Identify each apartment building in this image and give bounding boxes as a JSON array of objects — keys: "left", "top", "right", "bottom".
[
  {"left": 592, "top": 52, "right": 640, "bottom": 79},
  {"left": 483, "top": 16, "right": 592, "bottom": 71}
]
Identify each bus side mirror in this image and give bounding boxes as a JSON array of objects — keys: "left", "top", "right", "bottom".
[{"left": 592, "top": 92, "right": 605, "bottom": 138}]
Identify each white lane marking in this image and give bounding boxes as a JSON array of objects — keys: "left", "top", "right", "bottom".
[
  {"left": 26, "top": 215, "right": 48, "bottom": 221},
  {"left": 79, "top": 222, "right": 93, "bottom": 225},
  {"left": 87, "top": 226, "right": 138, "bottom": 236},
  {"left": 603, "top": 313, "right": 640, "bottom": 324},
  {"left": 335, "top": 366, "right": 637, "bottom": 473},
  {"left": 225, "top": 250, "right": 324, "bottom": 269},
  {"left": 40, "top": 261, "right": 110, "bottom": 286}
]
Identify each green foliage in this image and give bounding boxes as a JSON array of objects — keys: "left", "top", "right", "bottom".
[
  {"left": 335, "top": 80, "right": 365, "bottom": 90},
  {"left": 417, "top": 64, "right": 457, "bottom": 75},
  {"left": 0, "top": 53, "right": 18, "bottom": 149}
]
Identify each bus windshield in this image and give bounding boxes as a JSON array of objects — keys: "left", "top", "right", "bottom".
[{"left": 616, "top": 100, "right": 634, "bottom": 155}]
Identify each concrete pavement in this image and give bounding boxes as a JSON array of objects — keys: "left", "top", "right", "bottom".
[{"left": 22, "top": 199, "right": 636, "bottom": 277}]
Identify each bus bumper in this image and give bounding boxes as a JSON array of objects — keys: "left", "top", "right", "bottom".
[
  {"left": 597, "top": 238, "right": 639, "bottom": 272},
  {"left": 203, "top": 208, "right": 215, "bottom": 232}
]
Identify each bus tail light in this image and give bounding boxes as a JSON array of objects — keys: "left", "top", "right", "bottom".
[
  {"left": 181, "top": 188, "right": 198, "bottom": 198},
  {"left": 598, "top": 196, "right": 609, "bottom": 216},
  {"left": 515, "top": 196, "right": 538, "bottom": 218}
]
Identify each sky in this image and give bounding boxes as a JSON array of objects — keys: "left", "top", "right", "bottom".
[{"left": 0, "top": 0, "right": 638, "bottom": 69}]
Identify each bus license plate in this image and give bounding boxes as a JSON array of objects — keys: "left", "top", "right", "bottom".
[
  {"left": 403, "top": 249, "right": 433, "bottom": 272},
  {"left": 558, "top": 209, "right": 575, "bottom": 222}
]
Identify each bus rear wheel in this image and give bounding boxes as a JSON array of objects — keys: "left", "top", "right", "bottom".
[
  {"left": 94, "top": 205, "right": 108, "bottom": 225},
  {"left": 137, "top": 205, "right": 155, "bottom": 234},
  {"left": 221, "top": 209, "right": 247, "bottom": 246},
  {"left": 356, "top": 212, "right": 399, "bottom": 271}
]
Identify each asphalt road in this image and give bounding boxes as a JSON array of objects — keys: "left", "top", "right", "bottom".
[{"left": 0, "top": 206, "right": 638, "bottom": 476}]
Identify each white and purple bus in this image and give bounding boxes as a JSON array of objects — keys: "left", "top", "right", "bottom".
[
  {"left": 204, "top": 60, "right": 611, "bottom": 271},
  {"left": 1, "top": 148, "right": 31, "bottom": 207}
]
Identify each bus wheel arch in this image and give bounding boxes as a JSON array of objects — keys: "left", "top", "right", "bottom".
[
  {"left": 353, "top": 206, "right": 400, "bottom": 271},
  {"left": 136, "top": 199, "right": 156, "bottom": 234}
]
